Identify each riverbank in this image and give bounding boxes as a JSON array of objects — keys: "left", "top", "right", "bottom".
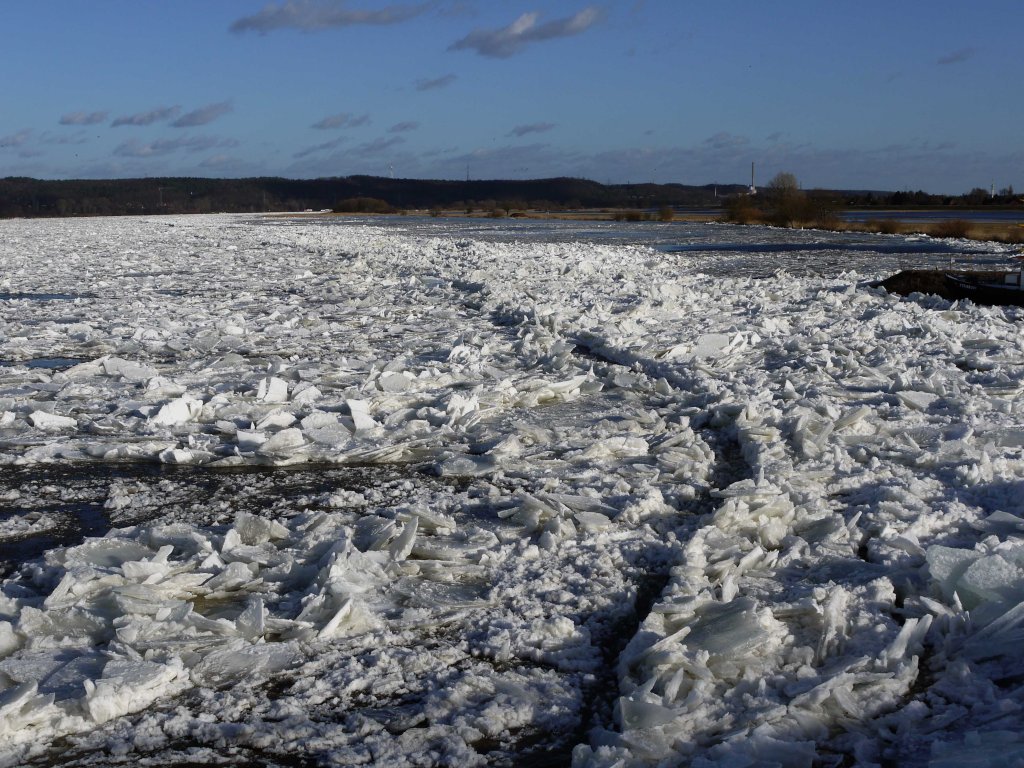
[
  {"left": 295, "top": 207, "right": 1024, "bottom": 245},
  {"left": 837, "top": 218, "right": 1024, "bottom": 244}
]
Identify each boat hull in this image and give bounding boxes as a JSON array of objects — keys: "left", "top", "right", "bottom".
[{"left": 944, "top": 273, "right": 1024, "bottom": 306}]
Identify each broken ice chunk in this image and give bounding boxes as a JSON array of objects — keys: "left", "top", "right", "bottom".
[
  {"left": 232, "top": 510, "right": 289, "bottom": 545},
  {"left": 897, "top": 391, "right": 938, "bottom": 411},
  {"left": 0, "top": 682, "right": 61, "bottom": 735},
  {"left": 84, "top": 657, "right": 187, "bottom": 723},
  {"left": 291, "top": 383, "right": 322, "bottom": 404},
  {"left": 300, "top": 411, "right": 338, "bottom": 431},
  {"left": 158, "top": 447, "right": 196, "bottom": 464},
  {"left": 926, "top": 546, "right": 980, "bottom": 602},
  {"left": 353, "top": 516, "right": 397, "bottom": 551},
  {"left": 151, "top": 396, "right": 202, "bottom": 426},
  {"left": 235, "top": 597, "right": 267, "bottom": 641},
  {"left": 190, "top": 640, "right": 295, "bottom": 687},
  {"left": 346, "top": 399, "right": 380, "bottom": 434},
  {"left": 317, "top": 597, "right": 379, "bottom": 639},
  {"left": 435, "top": 453, "right": 497, "bottom": 477},
  {"left": 684, "top": 597, "right": 776, "bottom": 659},
  {"left": 256, "top": 376, "right": 289, "bottom": 403},
  {"left": 446, "top": 393, "right": 479, "bottom": 426},
  {"left": 580, "top": 436, "right": 649, "bottom": 460},
  {"left": 378, "top": 372, "right": 414, "bottom": 392},
  {"left": 618, "top": 695, "right": 678, "bottom": 729},
  {"left": 675, "top": 333, "right": 731, "bottom": 361},
  {"left": 202, "top": 560, "right": 258, "bottom": 593},
  {"left": 389, "top": 517, "right": 418, "bottom": 562},
  {"left": 255, "top": 410, "right": 296, "bottom": 430},
  {"left": 956, "top": 554, "right": 1024, "bottom": 610},
  {"left": 28, "top": 411, "right": 77, "bottom": 432},
  {"left": 256, "top": 427, "right": 306, "bottom": 457},
  {"left": 61, "top": 538, "right": 155, "bottom": 569},
  {"left": 574, "top": 510, "right": 611, "bottom": 532},
  {"left": 236, "top": 429, "right": 267, "bottom": 451},
  {"left": 101, "top": 357, "right": 158, "bottom": 383}
]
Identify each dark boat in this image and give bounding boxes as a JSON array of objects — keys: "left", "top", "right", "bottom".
[{"left": 945, "top": 268, "right": 1024, "bottom": 306}]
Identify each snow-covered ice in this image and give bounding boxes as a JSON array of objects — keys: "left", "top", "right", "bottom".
[{"left": 0, "top": 213, "right": 1022, "bottom": 765}]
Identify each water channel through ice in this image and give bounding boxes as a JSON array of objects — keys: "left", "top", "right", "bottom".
[{"left": 0, "top": 213, "right": 1021, "bottom": 766}]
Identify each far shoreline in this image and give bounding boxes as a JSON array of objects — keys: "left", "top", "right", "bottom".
[{"left": 296, "top": 207, "right": 1024, "bottom": 246}]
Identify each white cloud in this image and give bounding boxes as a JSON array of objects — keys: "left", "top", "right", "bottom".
[
  {"left": 312, "top": 112, "right": 371, "bottom": 130},
  {"left": 0, "top": 129, "right": 31, "bottom": 149},
  {"left": 355, "top": 135, "right": 406, "bottom": 156},
  {"left": 59, "top": 111, "right": 108, "bottom": 126},
  {"left": 113, "top": 136, "right": 239, "bottom": 158},
  {"left": 415, "top": 74, "right": 457, "bottom": 91},
  {"left": 231, "top": 1, "right": 430, "bottom": 33},
  {"left": 171, "top": 102, "right": 233, "bottom": 128},
  {"left": 509, "top": 122, "right": 556, "bottom": 138},
  {"left": 389, "top": 121, "right": 420, "bottom": 133},
  {"left": 449, "top": 7, "right": 601, "bottom": 58},
  {"left": 112, "top": 106, "right": 181, "bottom": 127},
  {"left": 937, "top": 47, "right": 976, "bottom": 65},
  {"left": 294, "top": 136, "right": 348, "bottom": 158}
]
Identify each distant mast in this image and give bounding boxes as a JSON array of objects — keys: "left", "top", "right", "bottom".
[{"left": 749, "top": 162, "right": 757, "bottom": 195}]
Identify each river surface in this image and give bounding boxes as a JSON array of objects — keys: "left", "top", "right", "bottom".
[{"left": 300, "top": 214, "right": 1014, "bottom": 277}]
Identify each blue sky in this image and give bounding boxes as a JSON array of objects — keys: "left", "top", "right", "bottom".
[{"left": 1, "top": 0, "right": 1021, "bottom": 193}]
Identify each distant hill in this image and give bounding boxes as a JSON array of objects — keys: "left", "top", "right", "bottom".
[
  {"left": 0, "top": 176, "right": 747, "bottom": 218},
  {"left": 3, "top": 175, "right": 1015, "bottom": 219}
]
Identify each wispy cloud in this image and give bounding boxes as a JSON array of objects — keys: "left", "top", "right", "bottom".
[
  {"left": 171, "top": 101, "right": 233, "bottom": 128},
  {"left": 449, "top": 7, "right": 601, "bottom": 58},
  {"left": 355, "top": 135, "right": 405, "bottom": 156},
  {"left": 112, "top": 106, "right": 181, "bottom": 127},
  {"left": 294, "top": 136, "right": 348, "bottom": 158},
  {"left": 0, "top": 129, "right": 31, "bottom": 149},
  {"left": 230, "top": 0, "right": 430, "bottom": 34},
  {"left": 702, "top": 131, "right": 749, "bottom": 151},
  {"left": 509, "top": 122, "right": 556, "bottom": 138},
  {"left": 41, "top": 131, "right": 89, "bottom": 146},
  {"left": 389, "top": 121, "right": 420, "bottom": 133},
  {"left": 937, "top": 47, "right": 976, "bottom": 65},
  {"left": 59, "top": 111, "right": 108, "bottom": 126},
  {"left": 312, "top": 112, "right": 371, "bottom": 130},
  {"left": 113, "top": 136, "right": 239, "bottom": 158},
  {"left": 415, "top": 73, "right": 457, "bottom": 91}
]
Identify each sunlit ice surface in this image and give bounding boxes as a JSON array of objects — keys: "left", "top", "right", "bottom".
[{"left": 0, "top": 213, "right": 1021, "bottom": 766}]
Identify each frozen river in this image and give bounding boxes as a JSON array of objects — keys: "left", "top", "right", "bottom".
[{"left": 0, "top": 214, "right": 1023, "bottom": 766}]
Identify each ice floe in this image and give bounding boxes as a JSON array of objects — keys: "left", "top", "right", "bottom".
[{"left": 0, "top": 213, "right": 1022, "bottom": 765}]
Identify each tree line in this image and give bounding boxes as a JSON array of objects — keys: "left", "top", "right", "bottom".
[
  {"left": 725, "top": 172, "right": 1023, "bottom": 227},
  {"left": 2, "top": 174, "right": 1018, "bottom": 220},
  {"left": 0, "top": 176, "right": 744, "bottom": 219}
]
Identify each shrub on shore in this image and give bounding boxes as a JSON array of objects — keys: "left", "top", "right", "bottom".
[
  {"left": 333, "top": 197, "right": 395, "bottom": 214},
  {"left": 928, "top": 219, "right": 972, "bottom": 239},
  {"left": 866, "top": 218, "right": 902, "bottom": 235},
  {"left": 722, "top": 194, "right": 762, "bottom": 224}
]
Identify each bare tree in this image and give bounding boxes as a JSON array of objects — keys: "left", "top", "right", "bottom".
[{"left": 765, "top": 172, "right": 807, "bottom": 225}]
